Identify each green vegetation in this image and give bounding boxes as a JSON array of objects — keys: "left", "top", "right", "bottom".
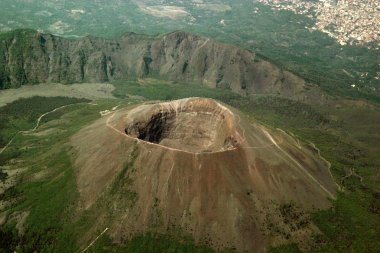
[
  {"left": 87, "top": 233, "right": 221, "bottom": 253},
  {"left": 270, "top": 243, "right": 302, "bottom": 253},
  {"left": 0, "top": 96, "right": 89, "bottom": 147},
  {"left": 112, "top": 79, "right": 331, "bottom": 129},
  {"left": 0, "top": 29, "right": 37, "bottom": 88},
  {"left": 110, "top": 144, "right": 139, "bottom": 207},
  {"left": 255, "top": 107, "right": 380, "bottom": 252},
  {"left": 287, "top": 127, "right": 380, "bottom": 252},
  {"left": 15, "top": 149, "right": 78, "bottom": 252},
  {"left": 313, "top": 191, "right": 380, "bottom": 252},
  {"left": 112, "top": 78, "right": 240, "bottom": 102},
  {"left": 0, "top": 96, "right": 89, "bottom": 173},
  {"left": 111, "top": 144, "right": 138, "bottom": 193},
  {"left": 0, "top": 98, "right": 105, "bottom": 252},
  {"left": 0, "top": 148, "right": 21, "bottom": 167},
  {"left": 0, "top": 223, "right": 19, "bottom": 252},
  {"left": 0, "top": 169, "right": 7, "bottom": 182}
]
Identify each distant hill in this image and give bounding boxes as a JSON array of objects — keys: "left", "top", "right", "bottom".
[{"left": 0, "top": 29, "right": 321, "bottom": 100}]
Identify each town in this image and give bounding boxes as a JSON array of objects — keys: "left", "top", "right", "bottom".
[{"left": 257, "top": 0, "right": 380, "bottom": 47}]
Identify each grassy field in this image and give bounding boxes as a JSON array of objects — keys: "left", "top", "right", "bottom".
[
  {"left": 0, "top": 80, "right": 379, "bottom": 252},
  {"left": 0, "top": 96, "right": 90, "bottom": 148}
]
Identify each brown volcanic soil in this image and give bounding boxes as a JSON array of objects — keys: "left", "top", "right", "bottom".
[{"left": 72, "top": 98, "right": 336, "bottom": 252}]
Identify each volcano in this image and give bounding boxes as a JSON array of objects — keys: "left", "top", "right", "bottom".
[{"left": 72, "top": 98, "right": 336, "bottom": 252}]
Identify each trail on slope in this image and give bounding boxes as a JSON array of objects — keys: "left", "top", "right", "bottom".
[
  {"left": 341, "top": 168, "right": 364, "bottom": 187},
  {"left": 80, "top": 228, "right": 109, "bottom": 253},
  {"left": 0, "top": 137, "right": 15, "bottom": 155},
  {"left": 262, "top": 128, "right": 336, "bottom": 199},
  {"left": 0, "top": 102, "right": 94, "bottom": 154},
  {"left": 21, "top": 104, "right": 75, "bottom": 134},
  {"left": 198, "top": 38, "right": 210, "bottom": 50}
]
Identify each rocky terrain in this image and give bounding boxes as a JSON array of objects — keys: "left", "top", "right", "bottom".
[
  {"left": 0, "top": 29, "right": 310, "bottom": 98},
  {"left": 72, "top": 98, "right": 337, "bottom": 252}
]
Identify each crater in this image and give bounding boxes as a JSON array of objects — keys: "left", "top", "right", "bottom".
[{"left": 124, "top": 98, "right": 240, "bottom": 153}]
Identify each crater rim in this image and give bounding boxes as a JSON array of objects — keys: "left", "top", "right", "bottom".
[{"left": 124, "top": 97, "right": 242, "bottom": 154}]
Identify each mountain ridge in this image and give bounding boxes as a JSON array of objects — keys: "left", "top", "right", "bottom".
[{"left": 0, "top": 29, "right": 319, "bottom": 100}]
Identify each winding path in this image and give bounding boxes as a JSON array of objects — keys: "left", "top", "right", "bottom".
[
  {"left": 0, "top": 102, "right": 94, "bottom": 154},
  {"left": 0, "top": 137, "right": 15, "bottom": 155},
  {"left": 341, "top": 168, "right": 364, "bottom": 187},
  {"left": 21, "top": 104, "right": 75, "bottom": 134}
]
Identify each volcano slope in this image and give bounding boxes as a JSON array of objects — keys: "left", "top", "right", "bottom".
[{"left": 72, "top": 97, "right": 336, "bottom": 252}]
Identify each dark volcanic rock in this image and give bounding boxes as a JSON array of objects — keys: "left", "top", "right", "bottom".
[{"left": 0, "top": 29, "right": 308, "bottom": 97}]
